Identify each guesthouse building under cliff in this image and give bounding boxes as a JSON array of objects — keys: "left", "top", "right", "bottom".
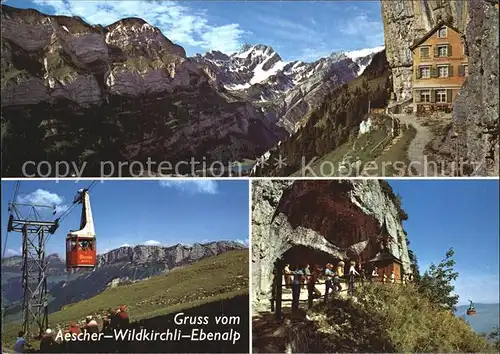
[
  {"left": 367, "top": 249, "right": 403, "bottom": 283},
  {"left": 410, "top": 21, "right": 468, "bottom": 114}
]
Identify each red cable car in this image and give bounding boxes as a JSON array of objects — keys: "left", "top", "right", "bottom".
[
  {"left": 466, "top": 308, "right": 476, "bottom": 316},
  {"left": 66, "top": 189, "right": 96, "bottom": 270},
  {"left": 466, "top": 299, "right": 476, "bottom": 316}
]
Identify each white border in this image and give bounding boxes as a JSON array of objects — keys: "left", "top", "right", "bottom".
[{"left": 248, "top": 179, "right": 253, "bottom": 354}]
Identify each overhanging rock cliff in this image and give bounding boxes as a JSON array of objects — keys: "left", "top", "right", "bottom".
[
  {"left": 252, "top": 180, "right": 411, "bottom": 312},
  {"left": 380, "top": 0, "right": 469, "bottom": 101},
  {"left": 452, "top": 0, "right": 499, "bottom": 176}
]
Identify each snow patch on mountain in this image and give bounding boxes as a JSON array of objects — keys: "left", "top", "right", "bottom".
[
  {"left": 193, "top": 44, "right": 385, "bottom": 134},
  {"left": 250, "top": 59, "right": 287, "bottom": 85},
  {"left": 345, "top": 46, "right": 385, "bottom": 75},
  {"left": 345, "top": 46, "right": 385, "bottom": 61}
]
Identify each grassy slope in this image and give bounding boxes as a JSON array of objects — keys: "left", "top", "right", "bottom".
[
  {"left": 258, "top": 51, "right": 391, "bottom": 177},
  {"left": 2, "top": 249, "right": 249, "bottom": 347},
  {"left": 293, "top": 117, "right": 417, "bottom": 177},
  {"left": 307, "top": 283, "right": 491, "bottom": 353}
]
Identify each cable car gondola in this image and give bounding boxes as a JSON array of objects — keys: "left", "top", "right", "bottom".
[
  {"left": 66, "top": 189, "right": 96, "bottom": 270},
  {"left": 466, "top": 299, "right": 476, "bottom": 316}
]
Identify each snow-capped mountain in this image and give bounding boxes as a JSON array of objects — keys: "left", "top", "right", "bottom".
[{"left": 193, "top": 44, "right": 385, "bottom": 133}]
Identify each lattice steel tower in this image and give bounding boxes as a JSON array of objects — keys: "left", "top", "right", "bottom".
[{"left": 7, "top": 202, "right": 59, "bottom": 339}]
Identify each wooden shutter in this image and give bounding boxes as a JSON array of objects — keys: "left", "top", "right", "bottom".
[
  {"left": 448, "top": 64, "right": 454, "bottom": 77},
  {"left": 431, "top": 66, "right": 438, "bottom": 78},
  {"left": 458, "top": 65, "right": 465, "bottom": 77},
  {"left": 430, "top": 89, "right": 436, "bottom": 103},
  {"left": 434, "top": 46, "right": 439, "bottom": 57},
  {"left": 447, "top": 89, "right": 453, "bottom": 103},
  {"left": 448, "top": 44, "right": 452, "bottom": 56},
  {"left": 415, "top": 91, "right": 421, "bottom": 103},
  {"left": 416, "top": 68, "right": 422, "bottom": 79}
]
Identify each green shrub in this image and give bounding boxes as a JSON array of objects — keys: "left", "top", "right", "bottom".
[{"left": 307, "top": 282, "right": 490, "bottom": 353}]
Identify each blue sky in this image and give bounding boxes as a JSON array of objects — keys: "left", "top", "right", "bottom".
[
  {"left": 1, "top": 180, "right": 249, "bottom": 256},
  {"left": 390, "top": 179, "right": 499, "bottom": 306},
  {"left": 7, "top": 0, "right": 385, "bottom": 61}
]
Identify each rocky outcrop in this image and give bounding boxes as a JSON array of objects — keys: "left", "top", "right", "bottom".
[
  {"left": 97, "top": 241, "right": 244, "bottom": 266},
  {"left": 452, "top": 0, "right": 499, "bottom": 176},
  {"left": 251, "top": 180, "right": 411, "bottom": 311},
  {"left": 1, "top": 241, "right": 245, "bottom": 314},
  {"left": 380, "top": 0, "right": 469, "bottom": 101}
]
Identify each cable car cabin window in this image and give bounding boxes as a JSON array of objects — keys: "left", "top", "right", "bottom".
[
  {"left": 71, "top": 240, "right": 77, "bottom": 251},
  {"left": 81, "top": 240, "right": 91, "bottom": 251}
]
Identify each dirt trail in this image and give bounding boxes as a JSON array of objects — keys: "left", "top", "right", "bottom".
[{"left": 393, "top": 114, "right": 433, "bottom": 176}]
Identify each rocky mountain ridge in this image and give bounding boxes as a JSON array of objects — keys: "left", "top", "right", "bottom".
[
  {"left": 251, "top": 179, "right": 411, "bottom": 311},
  {"left": 1, "top": 5, "right": 281, "bottom": 176},
  {"left": 1, "top": 241, "right": 245, "bottom": 314},
  {"left": 1, "top": 4, "right": 384, "bottom": 176},
  {"left": 195, "top": 44, "right": 385, "bottom": 133}
]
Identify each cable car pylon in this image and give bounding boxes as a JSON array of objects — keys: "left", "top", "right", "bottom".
[
  {"left": 7, "top": 202, "right": 60, "bottom": 339},
  {"left": 5, "top": 182, "right": 97, "bottom": 341}
]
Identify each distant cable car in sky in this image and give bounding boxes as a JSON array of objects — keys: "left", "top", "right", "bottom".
[
  {"left": 66, "top": 189, "right": 96, "bottom": 270},
  {"left": 466, "top": 299, "right": 476, "bottom": 316}
]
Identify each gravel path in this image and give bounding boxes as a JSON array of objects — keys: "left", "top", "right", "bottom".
[{"left": 394, "top": 114, "right": 433, "bottom": 176}]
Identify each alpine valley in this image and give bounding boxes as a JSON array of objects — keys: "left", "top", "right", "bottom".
[
  {"left": 1, "top": 4, "right": 383, "bottom": 177},
  {"left": 1, "top": 241, "right": 246, "bottom": 318}
]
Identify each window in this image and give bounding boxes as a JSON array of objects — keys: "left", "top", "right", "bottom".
[
  {"left": 419, "top": 66, "right": 431, "bottom": 79},
  {"left": 438, "top": 65, "right": 449, "bottom": 78},
  {"left": 420, "top": 90, "right": 431, "bottom": 103},
  {"left": 436, "top": 89, "right": 447, "bottom": 103},
  {"left": 437, "top": 45, "right": 448, "bottom": 57},
  {"left": 437, "top": 27, "right": 447, "bottom": 38},
  {"left": 464, "top": 65, "right": 469, "bottom": 77},
  {"left": 420, "top": 47, "right": 430, "bottom": 58}
]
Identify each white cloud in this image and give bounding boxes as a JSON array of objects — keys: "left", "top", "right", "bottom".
[
  {"left": 16, "top": 189, "right": 70, "bottom": 215},
  {"left": 32, "top": 0, "right": 247, "bottom": 54},
  {"left": 159, "top": 180, "right": 218, "bottom": 195},
  {"left": 120, "top": 243, "right": 131, "bottom": 247},
  {"left": 256, "top": 15, "right": 332, "bottom": 62},
  {"left": 235, "top": 238, "right": 249, "bottom": 246},
  {"left": 5, "top": 248, "right": 20, "bottom": 257},
  {"left": 143, "top": 240, "right": 161, "bottom": 246},
  {"left": 201, "top": 24, "right": 247, "bottom": 54},
  {"left": 340, "top": 14, "right": 384, "bottom": 48}
]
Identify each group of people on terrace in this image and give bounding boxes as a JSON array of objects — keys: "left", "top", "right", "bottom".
[{"left": 282, "top": 260, "right": 414, "bottom": 312}]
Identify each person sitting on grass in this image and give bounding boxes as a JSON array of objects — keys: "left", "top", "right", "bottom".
[
  {"left": 14, "top": 331, "right": 31, "bottom": 353},
  {"left": 40, "top": 328, "right": 55, "bottom": 353},
  {"left": 119, "top": 305, "right": 130, "bottom": 327}
]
